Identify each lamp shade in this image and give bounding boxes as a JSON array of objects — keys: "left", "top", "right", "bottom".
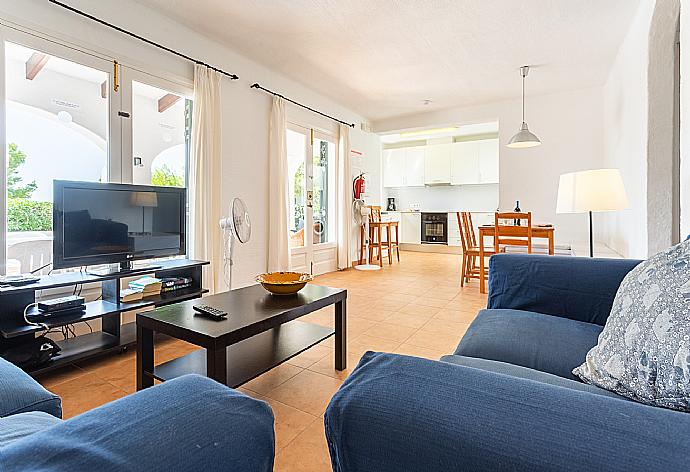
[
  {"left": 131, "top": 191, "right": 158, "bottom": 208},
  {"left": 507, "top": 122, "right": 541, "bottom": 148},
  {"left": 556, "top": 169, "right": 628, "bottom": 214}
]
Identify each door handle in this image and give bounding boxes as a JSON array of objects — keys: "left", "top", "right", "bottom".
[{"left": 306, "top": 190, "right": 313, "bottom": 208}]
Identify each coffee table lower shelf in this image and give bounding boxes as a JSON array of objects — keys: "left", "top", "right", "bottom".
[{"left": 151, "top": 320, "right": 334, "bottom": 388}]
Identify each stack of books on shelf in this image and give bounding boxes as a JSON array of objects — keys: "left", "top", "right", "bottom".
[
  {"left": 160, "top": 276, "right": 193, "bottom": 293},
  {"left": 128, "top": 276, "right": 163, "bottom": 299}
]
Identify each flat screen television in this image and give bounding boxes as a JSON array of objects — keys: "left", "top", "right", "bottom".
[{"left": 53, "top": 180, "right": 186, "bottom": 272}]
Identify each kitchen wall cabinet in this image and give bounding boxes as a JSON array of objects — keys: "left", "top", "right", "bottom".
[
  {"left": 449, "top": 138, "right": 499, "bottom": 185},
  {"left": 382, "top": 149, "right": 405, "bottom": 187},
  {"left": 450, "top": 141, "right": 479, "bottom": 185},
  {"left": 404, "top": 147, "right": 425, "bottom": 186},
  {"left": 383, "top": 147, "right": 425, "bottom": 188},
  {"left": 400, "top": 212, "right": 421, "bottom": 244},
  {"left": 478, "top": 139, "right": 499, "bottom": 183},
  {"left": 424, "top": 144, "right": 451, "bottom": 185}
]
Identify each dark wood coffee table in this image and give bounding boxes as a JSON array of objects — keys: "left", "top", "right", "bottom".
[{"left": 136, "top": 284, "right": 346, "bottom": 390}]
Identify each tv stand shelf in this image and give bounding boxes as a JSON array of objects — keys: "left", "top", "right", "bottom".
[{"left": 0, "top": 259, "right": 208, "bottom": 374}]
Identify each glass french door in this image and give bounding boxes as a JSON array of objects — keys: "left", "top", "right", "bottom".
[
  {"left": 286, "top": 124, "right": 337, "bottom": 275},
  {"left": 0, "top": 32, "right": 121, "bottom": 275}
]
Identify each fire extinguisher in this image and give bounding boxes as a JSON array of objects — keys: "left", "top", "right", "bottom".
[{"left": 353, "top": 173, "right": 366, "bottom": 200}]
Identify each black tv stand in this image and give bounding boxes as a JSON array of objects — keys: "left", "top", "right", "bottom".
[
  {"left": 87, "top": 262, "right": 162, "bottom": 277},
  {"left": 0, "top": 259, "right": 209, "bottom": 375}
]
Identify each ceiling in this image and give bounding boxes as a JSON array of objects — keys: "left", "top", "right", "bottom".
[{"left": 133, "top": 0, "right": 640, "bottom": 122}]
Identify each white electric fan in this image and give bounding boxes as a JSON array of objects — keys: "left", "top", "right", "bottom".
[
  {"left": 352, "top": 199, "right": 381, "bottom": 271},
  {"left": 220, "top": 198, "right": 252, "bottom": 289}
]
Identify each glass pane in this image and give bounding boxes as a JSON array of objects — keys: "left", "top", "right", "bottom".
[
  {"left": 132, "top": 81, "right": 190, "bottom": 187},
  {"left": 5, "top": 42, "right": 108, "bottom": 274},
  {"left": 313, "top": 138, "right": 336, "bottom": 245},
  {"left": 287, "top": 129, "right": 306, "bottom": 248}
]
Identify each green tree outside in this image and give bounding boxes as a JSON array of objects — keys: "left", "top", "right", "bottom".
[
  {"left": 151, "top": 164, "right": 184, "bottom": 187},
  {"left": 7, "top": 143, "right": 37, "bottom": 199}
]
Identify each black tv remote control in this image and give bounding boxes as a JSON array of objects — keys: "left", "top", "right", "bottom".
[{"left": 193, "top": 304, "right": 227, "bottom": 320}]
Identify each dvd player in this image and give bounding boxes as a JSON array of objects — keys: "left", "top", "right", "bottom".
[{"left": 38, "top": 295, "right": 86, "bottom": 313}]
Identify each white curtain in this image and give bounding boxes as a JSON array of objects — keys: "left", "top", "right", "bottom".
[
  {"left": 337, "top": 124, "right": 352, "bottom": 269},
  {"left": 268, "top": 97, "right": 290, "bottom": 272},
  {"left": 190, "top": 65, "right": 223, "bottom": 293}
]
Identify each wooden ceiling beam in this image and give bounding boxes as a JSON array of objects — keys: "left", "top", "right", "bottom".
[
  {"left": 25, "top": 53, "right": 50, "bottom": 80},
  {"left": 158, "top": 93, "right": 181, "bottom": 113}
]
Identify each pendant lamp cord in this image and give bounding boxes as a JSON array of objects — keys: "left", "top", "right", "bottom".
[{"left": 521, "top": 72, "right": 525, "bottom": 123}]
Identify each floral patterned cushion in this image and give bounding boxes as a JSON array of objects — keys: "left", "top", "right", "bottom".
[{"left": 573, "top": 239, "right": 690, "bottom": 411}]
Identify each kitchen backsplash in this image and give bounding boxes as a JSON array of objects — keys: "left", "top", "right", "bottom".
[{"left": 384, "top": 183, "right": 498, "bottom": 212}]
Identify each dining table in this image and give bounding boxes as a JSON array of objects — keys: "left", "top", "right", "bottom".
[{"left": 478, "top": 225, "right": 555, "bottom": 294}]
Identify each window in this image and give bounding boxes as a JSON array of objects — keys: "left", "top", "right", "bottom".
[
  {"left": 1, "top": 34, "right": 193, "bottom": 275},
  {"left": 132, "top": 81, "right": 191, "bottom": 187},
  {"left": 4, "top": 41, "right": 111, "bottom": 275}
]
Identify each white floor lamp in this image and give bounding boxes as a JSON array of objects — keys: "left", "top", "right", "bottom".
[{"left": 556, "top": 169, "right": 628, "bottom": 257}]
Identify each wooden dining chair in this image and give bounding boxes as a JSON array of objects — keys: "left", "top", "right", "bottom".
[
  {"left": 457, "top": 212, "right": 495, "bottom": 286},
  {"left": 494, "top": 212, "right": 533, "bottom": 254}
]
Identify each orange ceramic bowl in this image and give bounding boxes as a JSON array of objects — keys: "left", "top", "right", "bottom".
[{"left": 256, "top": 271, "right": 314, "bottom": 295}]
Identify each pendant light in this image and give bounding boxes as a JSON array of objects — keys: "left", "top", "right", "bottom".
[{"left": 507, "top": 65, "right": 541, "bottom": 148}]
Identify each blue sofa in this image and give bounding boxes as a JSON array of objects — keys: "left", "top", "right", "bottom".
[
  {"left": 325, "top": 254, "right": 690, "bottom": 471},
  {"left": 0, "top": 360, "right": 275, "bottom": 471}
]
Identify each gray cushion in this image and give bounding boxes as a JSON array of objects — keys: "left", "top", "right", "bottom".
[
  {"left": 441, "top": 355, "right": 627, "bottom": 400},
  {"left": 0, "top": 357, "right": 61, "bottom": 418},
  {"left": 455, "top": 309, "right": 602, "bottom": 380},
  {"left": 0, "top": 411, "right": 60, "bottom": 447},
  {"left": 574, "top": 240, "right": 690, "bottom": 411}
]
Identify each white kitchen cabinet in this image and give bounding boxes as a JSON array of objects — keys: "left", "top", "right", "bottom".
[
  {"left": 404, "top": 147, "right": 425, "bottom": 186},
  {"left": 424, "top": 144, "right": 451, "bottom": 185},
  {"left": 478, "top": 138, "right": 499, "bottom": 183},
  {"left": 400, "top": 212, "right": 421, "bottom": 244},
  {"left": 382, "top": 148, "right": 405, "bottom": 188},
  {"left": 449, "top": 138, "right": 499, "bottom": 185},
  {"left": 450, "top": 141, "right": 479, "bottom": 185}
]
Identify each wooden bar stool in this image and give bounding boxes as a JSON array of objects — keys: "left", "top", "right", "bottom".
[
  {"left": 367, "top": 206, "right": 390, "bottom": 267},
  {"left": 386, "top": 220, "right": 400, "bottom": 264}
]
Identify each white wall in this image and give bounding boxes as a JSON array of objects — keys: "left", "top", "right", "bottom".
[
  {"left": 601, "top": 1, "right": 654, "bottom": 259},
  {"left": 603, "top": 0, "right": 680, "bottom": 258},
  {"left": 374, "top": 86, "right": 605, "bottom": 246},
  {"left": 1, "top": 0, "right": 380, "bottom": 285},
  {"left": 680, "top": 0, "right": 690, "bottom": 240}
]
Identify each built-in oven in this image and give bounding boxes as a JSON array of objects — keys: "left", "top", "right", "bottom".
[{"left": 421, "top": 212, "right": 448, "bottom": 244}]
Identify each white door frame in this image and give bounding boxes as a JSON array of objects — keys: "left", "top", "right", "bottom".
[{"left": 287, "top": 123, "right": 338, "bottom": 275}]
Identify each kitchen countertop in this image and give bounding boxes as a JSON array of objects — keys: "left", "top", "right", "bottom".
[{"left": 382, "top": 210, "right": 495, "bottom": 214}]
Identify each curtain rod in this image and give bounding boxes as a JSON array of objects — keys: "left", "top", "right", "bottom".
[
  {"left": 251, "top": 83, "right": 355, "bottom": 128},
  {"left": 47, "top": 0, "right": 239, "bottom": 80}
]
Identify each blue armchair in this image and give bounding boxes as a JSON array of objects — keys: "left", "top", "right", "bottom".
[
  {"left": 0, "top": 359, "right": 275, "bottom": 471},
  {"left": 325, "top": 254, "right": 690, "bottom": 471}
]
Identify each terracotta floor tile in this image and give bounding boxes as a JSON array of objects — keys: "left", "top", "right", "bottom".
[
  {"left": 33, "top": 364, "right": 87, "bottom": 390},
  {"left": 382, "top": 312, "right": 430, "bottom": 329},
  {"left": 393, "top": 343, "right": 448, "bottom": 360},
  {"left": 286, "top": 344, "right": 332, "bottom": 369},
  {"left": 404, "top": 330, "right": 463, "bottom": 353},
  {"left": 274, "top": 417, "right": 331, "bottom": 472},
  {"left": 399, "top": 303, "right": 441, "bottom": 316},
  {"left": 243, "top": 363, "right": 304, "bottom": 395},
  {"left": 265, "top": 397, "right": 318, "bottom": 452},
  {"left": 419, "top": 318, "right": 470, "bottom": 336},
  {"left": 264, "top": 370, "right": 343, "bottom": 416},
  {"left": 361, "top": 322, "right": 417, "bottom": 342},
  {"left": 50, "top": 373, "right": 128, "bottom": 419}
]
